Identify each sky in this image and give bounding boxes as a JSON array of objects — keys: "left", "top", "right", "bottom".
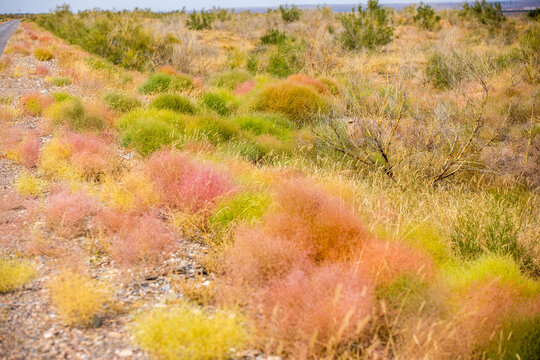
[{"left": 0, "top": 0, "right": 451, "bottom": 14}]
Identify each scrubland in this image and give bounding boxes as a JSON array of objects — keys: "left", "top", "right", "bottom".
[{"left": 0, "top": 1, "right": 539, "bottom": 359}]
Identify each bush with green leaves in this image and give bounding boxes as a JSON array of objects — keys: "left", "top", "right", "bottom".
[
  {"left": 186, "top": 9, "right": 215, "bottom": 30},
  {"left": 279, "top": 5, "right": 301, "bottom": 23},
  {"left": 46, "top": 98, "right": 105, "bottom": 131},
  {"left": 209, "top": 191, "right": 272, "bottom": 231},
  {"left": 150, "top": 94, "right": 196, "bottom": 114},
  {"left": 139, "top": 73, "right": 173, "bottom": 94},
  {"left": 103, "top": 91, "right": 141, "bottom": 113},
  {"left": 201, "top": 90, "right": 238, "bottom": 116},
  {"left": 413, "top": 3, "right": 441, "bottom": 30},
  {"left": 260, "top": 29, "right": 289, "bottom": 45},
  {"left": 233, "top": 113, "right": 294, "bottom": 140},
  {"left": 527, "top": 8, "right": 540, "bottom": 22},
  {"left": 459, "top": 0, "right": 505, "bottom": 25},
  {"left": 338, "top": 0, "right": 394, "bottom": 50},
  {"left": 117, "top": 109, "right": 185, "bottom": 155},
  {"left": 210, "top": 69, "right": 251, "bottom": 90}
]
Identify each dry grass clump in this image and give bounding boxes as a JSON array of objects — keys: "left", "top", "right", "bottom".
[
  {"left": 286, "top": 73, "right": 329, "bottom": 94},
  {"left": 45, "top": 98, "right": 105, "bottom": 131},
  {"left": 145, "top": 150, "right": 234, "bottom": 213},
  {"left": 20, "top": 92, "right": 54, "bottom": 116},
  {"left": 99, "top": 171, "right": 159, "bottom": 211},
  {"left": 64, "top": 131, "right": 118, "bottom": 180},
  {"left": 252, "top": 80, "right": 331, "bottom": 124},
  {"left": 94, "top": 209, "right": 178, "bottom": 266},
  {"left": 14, "top": 172, "right": 47, "bottom": 197},
  {"left": 44, "top": 188, "right": 97, "bottom": 237},
  {"left": 33, "top": 47, "right": 55, "bottom": 61},
  {"left": 19, "top": 132, "right": 40, "bottom": 168},
  {"left": 0, "top": 258, "right": 36, "bottom": 293},
  {"left": 48, "top": 269, "right": 112, "bottom": 327},
  {"left": 259, "top": 264, "right": 374, "bottom": 358},
  {"left": 131, "top": 303, "right": 250, "bottom": 360}
]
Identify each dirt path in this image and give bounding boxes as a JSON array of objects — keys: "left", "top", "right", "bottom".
[{"left": 0, "top": 20, "right": 19, "bottom": 55}]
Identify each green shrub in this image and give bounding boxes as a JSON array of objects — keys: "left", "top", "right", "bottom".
[
  {"left": 139, "top": 73, "right": 172, "bottom": 94},
  {"left": 170, "top": 74, "right": 194, "bottom": 91},
  {"left": 459, "top": 0, "right": 505, "bottom": 25},
  {"left": 260, "top": 29, "right": 289, "bottom": 45},
  {"left": 338, "top": 0, "right": 393, "bottom": 50},
  {"left": 210, "top": 191, "right": 272, "bottom": 231},
  {"left": 47, "top": 76, "right": 71, "bottom": 86},
  {"left": 186, "top": 10, "right": 215, "bottom": 30},
  {"left": 150, "top": 94, "right": 196, "bottom": 114},
  {"left": 527, "top": 8, "right": 540, "bottom": 21},
  {"left": 233, "top": 113, "right": 294, "bottom": 140},
  {"left": 191, "top": 114, "right": 240, "bottom": 143},
  {"left": 46, "top": 98, "right": 104, "bottom": 130},
  {"left": 34, "top": 47, "right": 55, "bottom": 61},
  {"left": 413, "top": 3, "right": 441, "bottom": 30},
  {"left": 132, "top": 304, "right": 249, "bottom": 360},
  {"left": 0, "top": 258, "right": 36, "bottom": 293},
  {"left": 485, "top": 315, "right": 540, "bottom": 360},
  {"left": 425, "top": 52, "right": 463, "bottom": 89},
  {"left": 252, "top": 81, "right": 331, "bottom": 124},
  {"left": 52, "top": 92, "right": 74, "bottom": 103},
  {"left": 450, "top": 198, "right": 533, "bottom": 272},
  {"left": 118, "top": 109, "right": 185, "bottom": 155},
  {"left": 210, "top": 70, "right": 251, "bottom": 90},
  {"left": 103, "top": 91, "right": 141, "bottom": 113},
  {"left": 201, "top": 90, "right": 238, "bottom": 116},
  {"left": 279, "top": 5, "right": 301, "bottom": 23}
]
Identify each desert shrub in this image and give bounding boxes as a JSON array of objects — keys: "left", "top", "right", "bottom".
[
  {"left": 35, "top": 64, "right": 52, "bottom": 77},
  {"left": 0, "top": 56, "right": 13, "bottom": 72},
  {"left": 459, "top": 0, "right": 505, "bottom": 25},
  {"left": 33, "top": 47, "right": 55, "bottom": 61},
  {"left": 52, "top": 92, "right": 74, "bottom": 102},
  {"left": 527, "top": 8, "right": 540, "bottom": 21},
  {"left": 45, "top": 188, "right": 97, "bottom": 237},
  {"left": 260, "top": 29, "right": 289, "bottom": 45},
  {"left": 150, "top": 94, "right": 196, "bottom": 114},
  {"left": 209, "top": 191, "right": 272, "bottom": 232},
  {"left": 201, "top": 90, "right": 238, "bottom": 116},
  {"left": 46, "top": 98, "right": 104, "bottom": 131},
  {"left": 14, "top": 172, "right": 47, "bottom": 196},
  {"left": 145, "top": 150, "right": 234, "bottom": 212},
  {"left": 450, "top": 198, "right": 534, "bottom": 272},
  {"left": 132, "top": 304, "right": 249, "bottom": 360},
  {"left": 47, "top": 76, "right": 71, "bottom": 86},
  {"left": 186, "top": 9, "right": 215, "bottom": 30},
  {"left": 425, "top": 51, "right": 474, "bottom": 89},
  {"left": 247, "top": 34, "right": 305, "bottom": 78},
  {"left": 234, "top": 113, "right": 294, "bottom": 140},
  {"left": 279, "top": 5, "right": 301, "bottom": 23},
  {"left": 484, "top": 314, "right": 540, "bottom": 360},
  {"left": 66, "top": 132, "right": 118, "bottom": 179},
  {"left": 0, "top": 258, "right": 36, "bottom": 293},
  {"left": 48, "top": 269, "right": 112, "bottom": 326},
  {"left": 234, "top": 80, "right": 256, "bottom": 95},
  {"left": 286, "top": 74, "right": 330, "bottom": 94},
  {"left": 413, "top": 3, "right": 441, "bottom": 30},
  {"left": 117, "top": 108, "right": 184, "bottom": 155},
  {"left": 266, "top": 178, "right": 371, "bottom": 262},
  {"left": 19, "top": 132, "right": 40, "bottom": 168},
  {"left": 169, "top": 74, "right": 194, "bottom": 91},
  {"left": 20, "top": 92, "right": 54, "bottom": 116},
  {"left": 210, "top": 70, "right": 251, "bottom": 90},
  {"left": 403, "top": 222, "right": 450, "bottom": 265},
  {"left": 259, "top": 264, "right": 374, "bottom": 357},
  {"left": 338, "top": 0, "right": 394, "bottom": 50},
  {"left": 252, "top": 81, "right": 331, "bottom": 124},
  {"left": 193, "top": 115, "right": 241, "bottom": 143},
  {"left": 103, "top": 91, "right": 141, "bottom": 113},
  {"left": 110, "top": 213, "right": 177, "bottom": 265},
  {"left": 138, "top": 73, "right": 172, "bottom": 94},
  {"left": 99, "top": 171, "right": 159, "bottom": 211}
]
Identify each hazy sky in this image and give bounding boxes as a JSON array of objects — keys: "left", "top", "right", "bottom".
[{"left": 1, "top": 0, "right": 428, "bottom": 14}]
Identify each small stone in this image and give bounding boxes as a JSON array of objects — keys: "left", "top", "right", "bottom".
[
  {"left": 43, "top": 331, "right": 53, "bottom": 339},
  {"left": 116, "top": 349, "right": 133, "bottom": 357}
]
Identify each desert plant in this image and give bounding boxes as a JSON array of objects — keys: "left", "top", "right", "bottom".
[
  {"left": 145, "top": 150, "right": 234, "bottom": 212},
  {"left": 14, "top": 172, "right": 47, "bottom": 196},
  {"left": 117, "top": 108, "right": 184, "bottom": 155},
  {"left": 201, "top": 90, "right": 238, "bottom": 116},
  {"left": 19, "top": 132, "right": 40, "bottom": 168},
  {"left": 252, "top": 80, "right": 331, "bottom": 124},
  {"left": 259, "top": 29, "right": 289, "bottom": 45},
  {"left": 459, "top": 0, "right": 505, "bottom": 25},
  {"left": 46, "top": 76, "right": 71, "bottom": 86},
  {"left": 46, "top": 98, "right": 105, "bottom": 130},
  {"left": 45, "top": 188, "right": 97, "bottom": 237},
  {"left": 103, "top": 91, "right": 141, "bottom": 113},
  {"left": 0, "top": 258, "right": 36, "bottom": 293},
  {"left": 33, "top": 47, "right": 55, "bottom": 61},
  {"left": 338, "top": 0, "right": 393, "bottom": 50},
  {"left": 527, "top": 8, "right": 540, "bottom": 21},
  {"left": 233, "top": 113, "right": 294, "bottom": 140},
  {"left": 170, "top": 74, "right": 194, "bottom": 91},
  {"left": 186, "top": 9, "right": 215, "bottom": 30},
  {"left": 139, "top": 73, "right": 173, "bottom": 94},
  {"left": 210, "top": 69, "right": 251, "bottom": 90},
  {"left": 48, "top": 269, "right": 112, "bottom": 326},
  {"left": 132, "top": 304, "right": 249, "bottom": 360},
  {"left": 413, "top": 3, "right": 441, "bottom": 30},
  {"left": 279, "top": 5, "right": 301, "bottom": 23},
  {"left": 209, "top": 191, "right": 271, "bottom": 232},
  {"left": 150, "top": 94, "right": 196, "bottom": 114},
  {"left": 20, "top": 92, "right": 54, "bottom": 116}
]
